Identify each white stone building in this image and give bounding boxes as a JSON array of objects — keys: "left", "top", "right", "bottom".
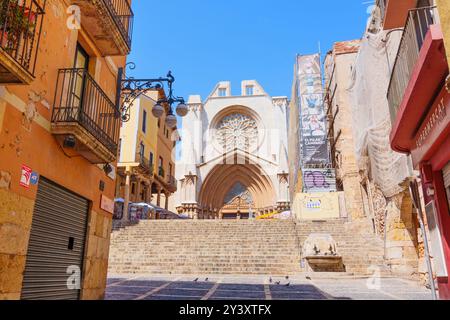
[{"left": 175, "top": 80, "right": 290, "bottom": 219}]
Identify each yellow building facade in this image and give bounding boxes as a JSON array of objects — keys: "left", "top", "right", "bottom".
[{"left": 115, "top": 92, "right": 178, "bottom": 218}]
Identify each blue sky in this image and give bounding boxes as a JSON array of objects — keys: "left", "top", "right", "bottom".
[{"left": 128, "top": 0, "right": 372, "bottom": 101}]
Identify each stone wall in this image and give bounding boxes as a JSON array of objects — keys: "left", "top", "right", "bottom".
[
  {"left": 0, "top": 189, "right": 34, "bottom": 300},
  {"left": 385, "top": 191, "right": 420, "bottom": 276},
  {"left": 81, "top": 211, "right": 113, "bottom": 300},
  {"left": 324, "top": 45, "right": 365, "bottom": 222}
]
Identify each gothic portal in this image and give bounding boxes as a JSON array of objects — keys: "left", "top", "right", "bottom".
[{"left": 175, "top": 81, "right": 290, "bottom": 219}]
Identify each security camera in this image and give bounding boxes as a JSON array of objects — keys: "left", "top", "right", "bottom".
[{"left": 103, "top": 164, "right": 113, "bottom": 175}]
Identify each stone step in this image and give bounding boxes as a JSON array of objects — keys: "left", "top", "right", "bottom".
[{"left": 108, "top": 220, "right": 389, "bottom": 276}]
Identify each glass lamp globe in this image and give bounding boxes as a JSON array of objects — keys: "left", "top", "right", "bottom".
[
  {"left": 152, "top": 103, "right": 164, "bottom": 118},
  {"left": 166, "top": 114, "right": 178, "bottom": 128},
  {"left": 176, "top": 103, "right": 189, "bottom": 117}
]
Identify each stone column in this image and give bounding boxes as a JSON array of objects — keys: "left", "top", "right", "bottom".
[
  {"left": 157, "top": 185, "right": 162, "bottom": 207},
  {"left": 145, "top": 183, "right": 151, "bottom": 203},
  {"left": 193, "top": 207, "right": 199, "bottom": 220},
  {"left": 164, "top": 193, "right": 169, "bottom": 210},
  {"left": 123, "top": 168, "right": 131, "bottom": 222},
  {"left": 136, "top": 177, "right": 142, "bottom": 203}
]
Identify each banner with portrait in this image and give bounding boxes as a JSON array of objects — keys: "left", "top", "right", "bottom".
[{"left": 297, "top": 54, "right": 330, "bottom": 166}]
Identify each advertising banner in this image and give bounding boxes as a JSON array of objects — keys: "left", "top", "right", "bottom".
[{"left": 297, "top": 54, "right": 330, "bottom": 165}]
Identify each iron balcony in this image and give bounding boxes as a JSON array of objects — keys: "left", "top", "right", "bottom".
[
  {"left": 0, "top": 0, "right": 46, "bottom": 84},
  {"left": 70, "top": 0, "right": 134, "bottom": 56},
  {"left": 51, "top": 68, "right": 121, "bottom": 164},
  {"left": 387, "top": 6, "right": 437, "bottom": 124}
]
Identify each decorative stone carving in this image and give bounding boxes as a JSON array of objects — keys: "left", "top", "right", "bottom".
[
  {"left": 216, "top": 113, "right": 258, "bottom": 152},
  {"left": 372, "top": 184, "right": 387, "bottom": 236},
  {"left": 302, "top": 234, "right": 344, "bottom": 272},
  {"left": 272, "top": 97, "right": 288, "bottom": 108},
  {"left": 188, "top": 103, "right": 202, "bottom": 113},
  {"left": 278, "top": 173, "right": 289, "bottom": 184}
]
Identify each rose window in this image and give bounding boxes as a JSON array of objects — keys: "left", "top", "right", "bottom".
[{"left": 216, "top": 114, "right": 258, "bottom": 152}]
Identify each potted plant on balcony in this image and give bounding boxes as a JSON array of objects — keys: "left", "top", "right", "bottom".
[{"left": 0, "top": 1, "right": 37, "bottom": 52}]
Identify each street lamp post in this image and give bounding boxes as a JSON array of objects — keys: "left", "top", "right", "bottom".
[{"left": 116, "top": 63, "right": 188, "bottom": 127}]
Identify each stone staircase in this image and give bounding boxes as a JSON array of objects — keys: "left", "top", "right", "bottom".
[{"left": 108, "top": 219, "right": 389, "bottom": 276}]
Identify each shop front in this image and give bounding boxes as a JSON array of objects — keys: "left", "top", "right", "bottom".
[{"left": 411, "top": 83, "right": 450, "bottom": 299}]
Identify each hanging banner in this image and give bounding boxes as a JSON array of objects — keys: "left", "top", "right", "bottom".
[{"left": 297, "top": 54, "right": 330, "bottom": 166}]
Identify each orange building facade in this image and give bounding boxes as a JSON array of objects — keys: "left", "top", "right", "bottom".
[{"left": 0, "top": 0, "right": 132, "bottom": 299}]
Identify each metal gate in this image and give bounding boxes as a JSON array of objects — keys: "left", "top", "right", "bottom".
[{"left": 21, "top": 177, "right": 89, "bottom": 300}]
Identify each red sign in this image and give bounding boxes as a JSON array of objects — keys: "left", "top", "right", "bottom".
[
  {"left": 412, "top": 85, "right": 450, "bottom": 167},
  {"left": 20, "top": 165, "right": 32, "bottom": 188}
]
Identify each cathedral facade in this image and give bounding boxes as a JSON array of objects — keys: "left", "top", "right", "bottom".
[{"left": 175, "top": 81, "right": 290, "bottom": 219}]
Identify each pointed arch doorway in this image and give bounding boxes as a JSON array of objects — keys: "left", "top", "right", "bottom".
[
  {"left": 221, "top": 182, "right": 255, "bottom": 219},
  {"left": 198, "top": 164, "right": 276, "bottom": 219}
]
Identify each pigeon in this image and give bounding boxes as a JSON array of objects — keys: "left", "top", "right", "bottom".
[
  {"left": 205, "top": 278, "right": 209, "bottom": 282},
  {"left": 306, "top": 276, "right": 312, "bottom": 280},
  {"left": 285, "top": 282, "right": 290, "bottom": 287},
  {"left": 275, "top": 281, "right": 281, "bottom": 285},
  {"left": 285, "top": 276, "right": 289, "bottom": 280},
  {"left": 269, "top": 277, "right": 273, "bottom": 283},
  {"left": 194, "top": 278, "right": 199, "bottom": 282}
]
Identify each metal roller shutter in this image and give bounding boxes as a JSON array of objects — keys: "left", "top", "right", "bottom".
[{"left": 21, "top": 177, "right": 89, "bottom": 300}]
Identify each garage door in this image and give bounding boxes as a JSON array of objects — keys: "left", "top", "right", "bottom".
[{"left": 21, "top": 177, "right": 89, "bottom": 300}]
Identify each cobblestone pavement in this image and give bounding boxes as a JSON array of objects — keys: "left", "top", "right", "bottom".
[{"left": 105, "top": 274, "right": 433, "bottom": 300}]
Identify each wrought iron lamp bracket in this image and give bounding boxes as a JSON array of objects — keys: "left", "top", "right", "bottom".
[{"left": 116, "top": 63, "right": 185, "bottom": 122}]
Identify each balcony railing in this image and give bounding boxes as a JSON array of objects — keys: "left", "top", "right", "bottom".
[
  {"left": 52, "top": 68, "right": 120, "bottom": 155},
  {"left": 387, "top": 6, "right": 437, "bottom": 123},
  {"left": 105, "top": 0, "right": 133, "bottom": 48},
  {"left": 0, "top": 0, "right": 45, "bottom": 83},
  {"left": 136, "top": 152, "right": 153, "bottom": 173},
  {"left": 167, "top": 175, "right": 177, "bottom": 189}
]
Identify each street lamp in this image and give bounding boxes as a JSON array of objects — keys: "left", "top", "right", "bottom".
[{"left": 116, "top": 63, "right": 188, "bottom": 125}]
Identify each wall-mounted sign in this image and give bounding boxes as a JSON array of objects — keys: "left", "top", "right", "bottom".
[
  {"left": 100, "top": 195, "right": 115, "bottom": 214},
  {"left": 412, "top": 86, "right": 450, "bottom": 167},
  {"left": 293, "top": 192, "right": 340, "bottom": 220},
  {"left": 30, "top": 172, "right": 39, "bottom": 186},
  {"left": 20, "top": 165, "right": 32, "bottom": 188}
]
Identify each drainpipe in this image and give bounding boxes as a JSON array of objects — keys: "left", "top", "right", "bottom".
[{"left": 409, "top": 179, "right": 438, "bottom": 300}]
